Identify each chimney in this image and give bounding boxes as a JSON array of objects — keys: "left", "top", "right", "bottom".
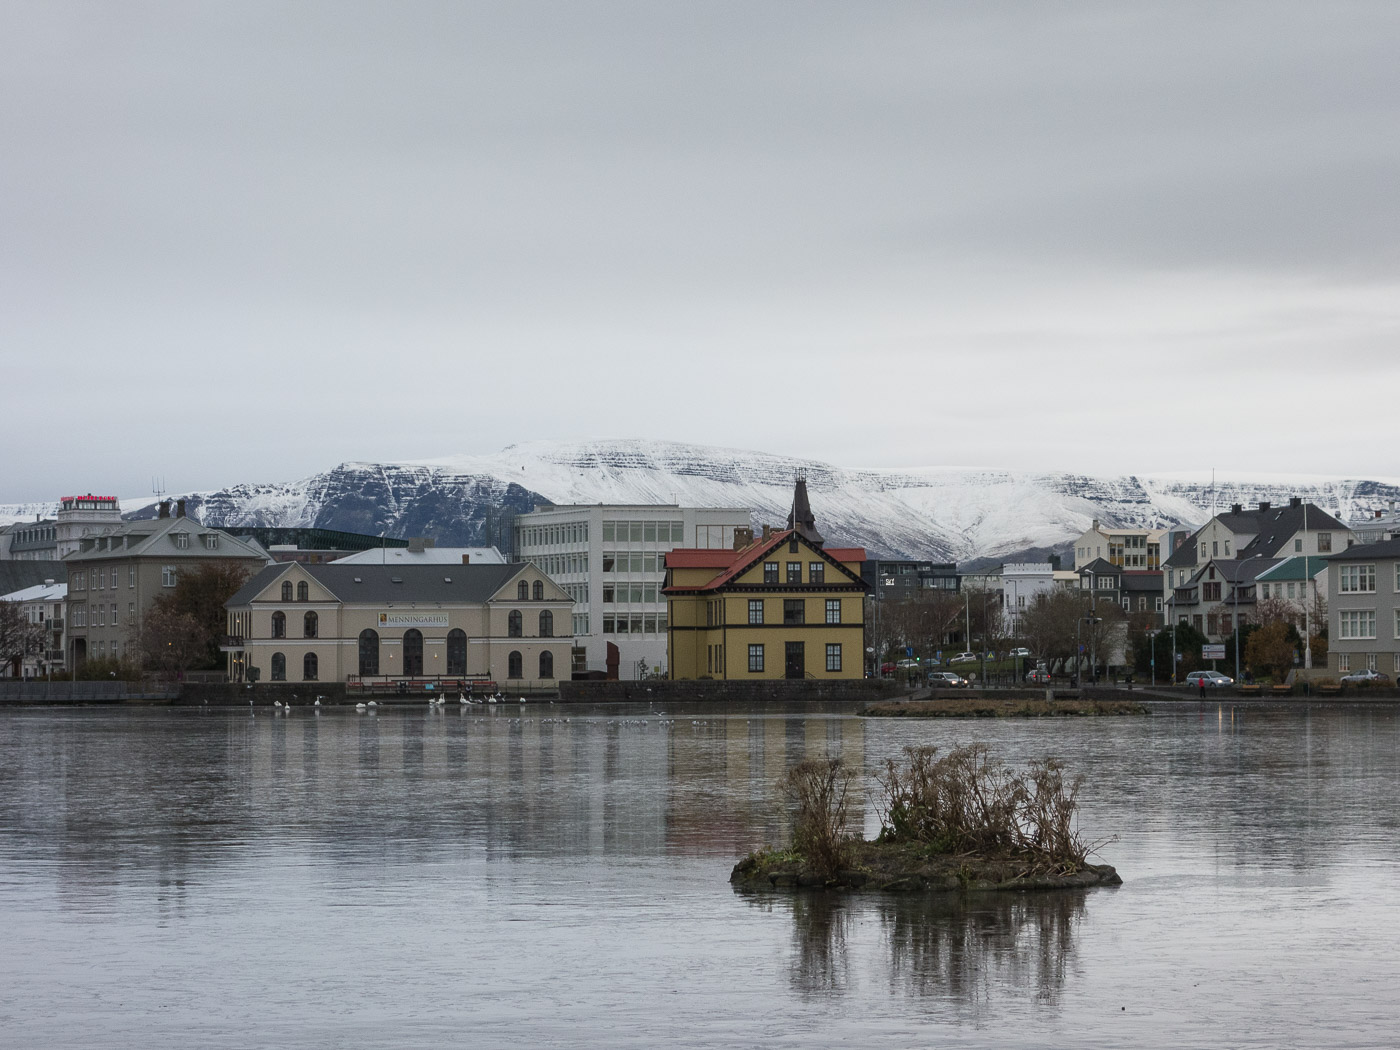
[
  {"left": 461, "top": 553, "right": 471, "bottom": 564},
  {"left": 158, "top": 500, "right": 170, "bottom": 519},
  {"left": 1258, "top": 501, "right": 1271, "bottom": 513},
  {"left": 1231, "top": 503, "right": 1242, "bottom": 515},
  {"left": 761, "top": 524, "right": 772, "bottom": 542},
  {"left": 1091, "top": 519, "right": 1099, "bottom": 530},
  {"left": 44, "top": 578, "right": 54, "bottom": 586},
  {"left": 1289, "top": 497, "right": 1301, "bottom": 508},
  {"left": 733, "top": 527, "right": 753, "bottom": 549},
  {"left": 176, "top": 498, "right": 186, "bottom": 518},
  {"left": 1378, "top": 510, "right": 1385, "bottom": 520},
  {"left": 408, "top": 537, "right": 425, "bottom": 552}
]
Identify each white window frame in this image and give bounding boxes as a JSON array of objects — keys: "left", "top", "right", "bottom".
[
  {"left": 1339, "top": 610, "right": 1376, "bottom": 640},
  {"left": 1339, "top": 653, "right": 1350, "bottom": 672},
  {"left": 1339, "top": 564, "right": 1376, "bottom": 593},
  {"left": 162, "top": 565, "right": 178, "bottom": 588}
]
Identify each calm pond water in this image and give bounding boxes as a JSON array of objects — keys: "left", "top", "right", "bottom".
[{"left": 1, "top": 701, "right": 1398, "bottom": 1048}]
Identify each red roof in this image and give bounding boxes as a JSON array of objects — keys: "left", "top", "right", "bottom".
[{"left": 664, "top": 531, "right": 867, "bottom": 594}]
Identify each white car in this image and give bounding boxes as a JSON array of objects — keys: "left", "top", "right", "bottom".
[
  {"left": 1009, "top": 648, "right": 1031, "bottom": 658},
  {"left": 1339, "top": 669, "right": 1391, "bottom": 685},
  {"left": 949, "top": 652, "right": 978, "bottom": 664},
  {"left": 1186, "top": 670, "right": 1234, "bottom": 688}
]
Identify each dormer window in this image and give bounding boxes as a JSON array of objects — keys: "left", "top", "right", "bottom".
[
  {"left": 204, "top": 534, "right": 219, "bottom": 550},
  {"left": 174, "top": 533, "right": 190, "bottom": 549}
]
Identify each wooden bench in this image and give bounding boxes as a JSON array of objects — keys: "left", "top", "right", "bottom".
[
  {"left": 1270, "top": 684, "right": 1293, "bottom": 696},
  {"left": 1318, "top": 684, "right": 1342, "bottom": 696},
  {"left": 1236, "top": 684, "right": 1262, "bottom": 696},
  {"left": 1051, "top": 689, "right": 1082, "bottom": 701}
]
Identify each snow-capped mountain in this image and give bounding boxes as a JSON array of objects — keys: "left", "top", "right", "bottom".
[{"left": 6, "top": 440, "right": 1399, "bottom": 562}]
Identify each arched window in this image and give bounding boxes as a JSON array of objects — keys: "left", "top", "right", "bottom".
[
  {"left": 508, "top": 650, "right": 522, "bottom": 679},
  {"left": 403, "top": 628, "right": 423, "bottom": 676},
  {"left": 303, "top": 611, "right": 318, "bottom": 638},
  {"left": 446, "top": 628, "right": 467, "bottom": 676},
  {"left": 539, "top": 610, "right": 553, "bottom": 637},
  {"left": 281, "top": 581, "right": 293, "bottom": 601},
  {"left": 538, "top": 650, "right": 553, "bottom": 679},
  {"left": 271, "top": 652, "right": 286, "bottom": 681},
  {"left": 518, "top": 580, "right": 529, "bottom": 600},
  {"left": 533, "top": 580, "right": 544, "bottom": 601},
  {"left": 271, "top": 611, "right": 286, "bottom": 639},
  {"left": 508, "top": 610, "right": 522, "bottom": 638},
  {"left": 359, "top": 629, "right": 379, "bottom": 676},
  {"left": 297, "top": 581, "right": 309, "bottom": 601},
  {"left": 303, "top": 652, "right": 318, "bottom": 681}
]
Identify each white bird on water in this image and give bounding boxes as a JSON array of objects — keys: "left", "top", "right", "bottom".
[{"left": 355, "top": 703, "right": 368, "bottom": 713}]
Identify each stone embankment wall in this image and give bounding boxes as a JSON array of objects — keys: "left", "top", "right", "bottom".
[{"left": 558, "top": 679, "right": 906, "bottom": 703}]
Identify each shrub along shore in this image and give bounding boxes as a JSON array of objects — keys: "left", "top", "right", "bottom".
[
  {"left": 732, "top": 745, "right": 1121, "bottom": 894},
  {"left": 861, "top": 697, "right": 1148, "bottom": 718}
]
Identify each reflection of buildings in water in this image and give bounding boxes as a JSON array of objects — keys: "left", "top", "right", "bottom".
[{"left": 879, "top": 892, "right": 1085, "bottom": 1013}]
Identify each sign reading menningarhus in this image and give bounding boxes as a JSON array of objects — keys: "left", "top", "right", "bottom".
[{"left": 379, "top": 612, "right": 450, "bottom": 628}]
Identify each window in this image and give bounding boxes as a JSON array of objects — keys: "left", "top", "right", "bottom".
[
  {"left": 748, "top": 599, "right": 764, "bottom": 625},
  {"left": 533, "top": 580, "right": 544, "bottom": 601},
  {"left": 1156, "top": 597, "right": 1164, "bottom": 612},
  {"left": 508, "top": 610, "right": 523, "bottom": 637},
  {"left": 1212, "top": 541, "right": 1218, "bottom": 557},
  {"left": 783, "top": 599, "right": 805, "bottom": 625},
  {"left": 73, "top": 604, "right": 86, "bottom": 627},
  {"left": 1338, "top": 653, "right": 1350, "bottom": 672},
  {"left": 1287, "top": 582, "right": 1296, "bottom": 599},
  {"left": 162, "top": 565, "right": 177, "bottom": 587},
  {"left": 271, "top": 652, "right": 286, "bottom": 681},
  {"left": 539, "top": 651, "right": 554, "bottom": 679},
  {"left": 403, "top": 629, "right": 423, "bottom": 675},
  {"left": 1340, "top": 565, "right": 1376, "bottom": 593},
  {"left": 826, "top": 644, "right": 842, "bottom": 672},
  {"left": 297, "top": 581, "right": 309, "bottom": 602},
  {"left": 1224, "top": 540, "right": 1231, "bottom": 556},
  {"left": 111, "top": 602, "right": 117, "bottom": 625},
  {"left": 271, "top": 611, "right": 286, "bottom": 639},
  {"left": 282, "top": 581, "right": 293, "bottom": 601},
  {"left": 446, "top": 629, "right": 466, "bottom": 676},
  {"left": 787, "top": 562, "right": 802, "bottom": 584},
  {"left": 602, "top": 617, "right": 614, "bottom": 634},
  {"left": 825, "top": 599, "right": 841, "bottom": 624},
  {"left": 129, "top": 566, "right": 135, "bottom": 587},
  {"left": 359, "top": 629, "right": 380, "bottom": 676},
  {"left": 1368, "top": 653, "right": 1378, "bottom": 672},
  {"left": 1318, "top": 533, "right": 1332, "bottom": 553},
  {"left": 508, "top": 651, "right": 522, "bottom": 679},
  {"left": 748, "top": 644, "right": 764, "bottom": 673},
  {"left": 1200, "top": 543, "right": 1207, "bottom": 558},
  {"left": 1339, "top": 611, "right": 1376, "bottom": 639},
  {"left": 1294, "top": 539, "right": 1303, "bottom": 553},
  {"left": 174, "top": 533, "right": 190, "bottom": 549},
  {"left": 97, "top": 569, "right": 105, "bottom": 590},
  {"left": 539, "top": 610, "right": 553, "bottom": 637},
  {"left": 764, "top": 562, "right": 779, "bottom": 584},
  {"left": 518, "top": 580, "right": 529, "bottom": 600},
  {"left": 303, "top": 652, "right": 318, "bottom": 681},
  {"left": 204, "top": 534, "right": 219, "bottom": 550},
  {"left": 303, "top": 611, "right": 318, "bottom": 638},
  {"left": 809, "top": 562, "right": 824, "bottom": 585},
  {"left": 1203, "top": 583, "right": 1221, "bottom": 601}
]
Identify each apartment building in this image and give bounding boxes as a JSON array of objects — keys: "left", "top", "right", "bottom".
[
  {"left": 1324, "top": 538, "right": 1400, "bottom": 678},
  {"left": 1072, "top": 521, "right": 1168, "bottom": 570}
]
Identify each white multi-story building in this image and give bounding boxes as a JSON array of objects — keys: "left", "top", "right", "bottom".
[
  {"left": 999, "top": 562, "right": 1058, "bottom": 632},
  {"left": 1, "top": 579, "right": 67, "bottom": 677},
  {"left": 55, "top": 495, "right": 124, "bottom": 559},
  {"left": 514, "top": 504, "right": 752, "bottom": 679}
]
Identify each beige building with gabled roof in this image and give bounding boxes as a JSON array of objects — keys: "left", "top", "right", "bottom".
[{"left": 223, "top": 560, "right": 574, "bottom": 689}]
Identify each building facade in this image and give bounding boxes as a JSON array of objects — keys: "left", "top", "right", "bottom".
[
  {"left": 664, "top": 479, "right": 867, "bottom": 681},
  {"left": 63, "top": 501, "right": 270, "bottom": 667},
  {"left": 861, "top": 559, "right": 960, "bottom": 601},
  {"left": 0, "top": 580, "right": 66, "bottom": 677},
  {"left": 224, "top": 561, "right": 573, "bottom": 688},
  {"left": 514, "top": 503, "right": 752, "bottom": 679},
  {"left": 1073, "top": 521, "right": 1168, "bottom": 571},
  {"left": 1324, "top": 539, "right": 1400, "bottom": 678}
]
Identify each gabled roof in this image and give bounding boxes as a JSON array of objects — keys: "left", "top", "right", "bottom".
[
  {"left": 66, "top": 515, "right": 268, "bottom": 563},
  {"left": 1077, "top": 558, "right": 1120, "bottom": 575},
  {"left": 1256, "top": 556, "right": 1328, "bottom": 582},
  {"left": 1323, "top": 538, "right": 1400, "bottom": 561},
  {"left": 663, "top": 530, "right": 867, "bottom": 594},
  {"left": 1238, "top": 504, "right": 1348, "bottom": 559},
  {"left": 226, "top": 562, "right": 555, "bottom": 608}
]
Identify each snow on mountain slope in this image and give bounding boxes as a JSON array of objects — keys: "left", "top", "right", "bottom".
[{"left": 9, "top": 439, "right": 1399, "bottom": 560}]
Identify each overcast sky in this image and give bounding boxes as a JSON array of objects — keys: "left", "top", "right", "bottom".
[{"left": 3, "top": 2, "right": 1398, "bottom": 502}]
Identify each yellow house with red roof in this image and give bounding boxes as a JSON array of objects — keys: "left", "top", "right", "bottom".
[{"left": 663, "top": 477, "right": 867, "bottom": 680}]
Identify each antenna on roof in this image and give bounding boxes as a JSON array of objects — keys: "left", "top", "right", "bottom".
[{"left": 152, "top": 476, "right": 165, "bottom": 501}]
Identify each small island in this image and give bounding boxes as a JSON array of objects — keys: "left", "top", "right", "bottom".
[
  {"left": 732, "top": 745, "right": 1121, "bottom": 893},
  {"left": 861, "top": 696, "right": 1148, "bottom": 719}
]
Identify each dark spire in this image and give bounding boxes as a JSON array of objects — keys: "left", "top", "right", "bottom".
[{"left": 786, "top": 471, "right": 824, "bottom": 546}]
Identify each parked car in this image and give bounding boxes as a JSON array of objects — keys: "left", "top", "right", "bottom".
[
  {"left": 1186, "top": 670, "right": 1234, "bottom": 688},
  {"left": 1339, "top": 669, "right": 1392, "bottom": 685},
  {"left": 1028, "top": 669, "right": 1052, "bottom": 683},
  {"left": 928, "top": 671, "right": 968, "bottom": 688},
  {"left": 949, "top": 652, "right": 978, "bottom": 664},
  {"left": 1009, "top": 648, "right": 1031, "bottom": 658}
]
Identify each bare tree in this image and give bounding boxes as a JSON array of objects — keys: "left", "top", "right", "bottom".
[
  {"left": 0, "top": 600, "right": 46, "bottom": 677},
  {"left": 135, "top": 603, "right": 207, "bottom": 681}
]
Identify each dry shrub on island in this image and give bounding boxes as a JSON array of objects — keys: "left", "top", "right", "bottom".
[
  {"left": 782, "top": 757, "right": 857, "bottom": 876},
  {"left": 876, "top": 744, "right": 1089, "bottom": 873}
]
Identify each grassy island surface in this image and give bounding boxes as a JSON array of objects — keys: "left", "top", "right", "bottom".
[
  {"left": 862, "top": 697, "right": 1149, "bottom": 718},
  {"left": 733, "top": 744, "right": 1120, "bottom": 894}
]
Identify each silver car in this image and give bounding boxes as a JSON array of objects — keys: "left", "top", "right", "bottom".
[{"left": 1186, "top": 670, "right": 1234, "bottom": 688}]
